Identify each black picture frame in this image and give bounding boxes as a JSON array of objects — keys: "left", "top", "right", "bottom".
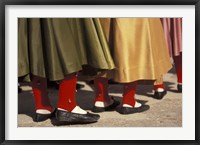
[{"left": 0, "top": 0, "right": 199, "bottom": 145}]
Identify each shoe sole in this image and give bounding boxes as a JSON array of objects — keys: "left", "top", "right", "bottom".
[{"left": 116, "top": 105, "right": 150, "bottom": 115}]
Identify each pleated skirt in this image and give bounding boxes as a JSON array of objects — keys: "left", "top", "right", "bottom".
[
  {"left": 18, "top": 18, "right": 115, "bottom": 81},
  {"left": 161, "top": 18, "right": 182, "bottom": 57}
]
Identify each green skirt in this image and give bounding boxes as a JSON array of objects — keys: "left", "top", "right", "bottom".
[{"left": 18, "top": 18, "right": 115, "bottom": 81}]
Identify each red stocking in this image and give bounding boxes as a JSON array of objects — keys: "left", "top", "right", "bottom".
[
  {"left": 57, "top": 73, "right": 77, "bottom": 112},
  {"left": 174, "top": 53, "right": 182, "bottom": 84},
  {"left": 122, "top": 81, "right": 137, "bottom": 107},
  {"left": 94, "top": 77, "right": 110, "bottom": 103},
  {"left": 31, "top": 75, "right": 52, "bottom": 112},
  {"left": 154, "top": 84, "right": 165, "bottom": 90}
]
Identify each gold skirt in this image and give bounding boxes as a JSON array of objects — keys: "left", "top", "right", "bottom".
[{"left": 100, "top": 18, "right": 172, "bottom": 83}]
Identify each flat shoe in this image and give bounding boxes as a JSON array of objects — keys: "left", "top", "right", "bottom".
[
  {"left": 116, "top": 105, "right": 150, "bottom": 115},
  {"left": 91, "top": 99, "right": 120, "bottom": 113},
  {"left": 76, "top": 83, "right": 85, "bottom": 90},
  {"left": 86, "top": 112, "right": 100, "bottom": 120},
  {"left": 108, "top": 80, "right": 119, "bottom": 84},
  {"left": 55, "top": 110, "right": 98, "bottom": 125},
  {"left": 177, "top": 84, "right": 182, "bottom": 93},
  {"left": 153, "top": 90, "right": 167, "bottom": 100},
  {"left": 34, "top": 108, "right": 57, "bottom": 122},
  {"left": 18, "top": 87, "right": 22, "bottom": 93}
]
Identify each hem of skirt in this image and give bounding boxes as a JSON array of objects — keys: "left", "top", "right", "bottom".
[{"left": 111, "top": 62, "right": 172, "bottom": 83}]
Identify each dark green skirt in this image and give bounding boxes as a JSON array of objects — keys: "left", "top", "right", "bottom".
[{"left": 18, "top": 18, "right": 115, "bottom": 81}]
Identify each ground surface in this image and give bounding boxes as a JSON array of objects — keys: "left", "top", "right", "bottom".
[{"left": 18, "top": 68, "right": 182, "bottom": 127}]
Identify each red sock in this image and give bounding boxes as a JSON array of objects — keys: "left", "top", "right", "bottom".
[
  {"left": 31, "top": 75, "right": 52, "bottom": 112},
  {"left": 57, "top": 73, "right": 77, "bottom": 112},
  {"left": 174, "top": 53, "right": 182, "bottom": 84},
  {"left": 154, "top": 84, "right": 165, "bottom": 90},
  {"left": 122, "top": 81, "right": 137, "bottom": 107},
  {"left": 94, "top": 77, "right": 110, "bottom": 103}
]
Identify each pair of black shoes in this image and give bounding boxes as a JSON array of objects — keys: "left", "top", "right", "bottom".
[
  {"left": 91, "top": 99, "right": 150, "bottom": 115},
  {"left": 34, "top": 108, "right": 100, "bottom": 125}
]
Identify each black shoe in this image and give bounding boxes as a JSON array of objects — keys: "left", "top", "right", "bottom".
[
  {"left": 177, "top": 84, "right": 182, "bottom": 93},
  {"left": 88, "top": 80, "right": 94, "bottom": 85},
  {"left": 91, "top": 99, "right": 120, "bottom": 113},
  {"left": 85, "top": 112, "right": 100, "bottom": 120},
  {"left": 108, "top": 80, "right": 119, "bottom": 84},
  {"left": 88, "top": 80, "right": 118, "bottom": 85},
  {"left": 116, "top": 105, "right": 150, "bottom": 115},
  {"left": 18, "top": 87, "right": 22, "bottom": 93},
  {"left": 34, "top": 109, "right": 57, "bottom": 122},
  {"left": 76, "top": 83, "right": 85, "bottom": 90},
  {"left": 52, "top": 82, "right": 85, "bottom": 90},
  {"left": 55, "top": 109, "right": 99, "bottom": 125},
  {"left": 153, "top": 89, "right": 167, "bottom": 100}
]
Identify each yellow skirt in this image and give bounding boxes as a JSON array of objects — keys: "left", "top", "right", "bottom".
[{"left": 100, "top": 18, "right": 172, "bottom": 83}]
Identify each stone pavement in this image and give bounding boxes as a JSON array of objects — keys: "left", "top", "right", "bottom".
[{"left": 18, "top": 68, "right": 182, "bottom": 127}]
